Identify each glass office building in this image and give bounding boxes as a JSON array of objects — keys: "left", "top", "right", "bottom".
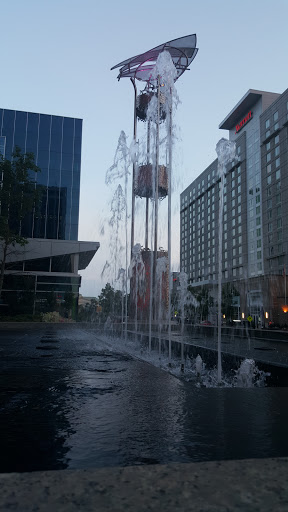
[
  {"left": 0, "top": 108, "right": 99, "bottom": 316},
  {"left": 0, "top": 108, "right": 81, "bottom": 240}
]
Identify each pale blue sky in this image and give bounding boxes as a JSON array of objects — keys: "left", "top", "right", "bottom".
[{"left": 1, "top": 0, "right": 288, "bottom": 296}]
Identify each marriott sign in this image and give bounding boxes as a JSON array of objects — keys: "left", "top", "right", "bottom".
[{"left": 235, "top": 110, "right": 253, "bottom": 134}]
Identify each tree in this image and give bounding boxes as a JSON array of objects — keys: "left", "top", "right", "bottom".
[
  {"left": 98, "top": 283, "right": 122, "bottom": 319},
  {"left": 221, "top": 283, "right": 240, "bottom": 321},
  {"left": 63, "top": 291, "right": 76, "bottom": 318},
  {"left": 188, "top": 285, "right": 214, "bottom": 322},
  {"left": 0, "top": 147, "right": 40, "bottom": 298}
]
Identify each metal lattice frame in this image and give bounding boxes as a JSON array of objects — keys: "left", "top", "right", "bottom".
[{"left": 111, "top": 34, "right": 198, "bottom": 84}]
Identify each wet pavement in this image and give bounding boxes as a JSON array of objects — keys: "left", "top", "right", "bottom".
[
  {"left": 1, "top": 324, "right": 288, "bottom": 473},
  {"left": 180, "top": 326, "right": 288, "bottom": 368}
]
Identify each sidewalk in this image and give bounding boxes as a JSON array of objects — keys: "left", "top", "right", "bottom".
[{"left": 176, "top": 327, "right": 288, "bottom": 368}]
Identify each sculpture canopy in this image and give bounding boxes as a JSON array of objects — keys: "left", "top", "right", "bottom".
[{"left": 111, "top": 34, "right": 198, "bottom": 84}]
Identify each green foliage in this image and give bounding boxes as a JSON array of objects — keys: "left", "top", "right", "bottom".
[
  {"left": 221, "top": 283, "right": 240, "bottom": 320},
  {"left": 0, "top": 147, "right": 40, "bottom": 298},
  {"left": 64, "top": 291, "right": 75, "bottom": 311},
  {"left": 98, "top": 283, "right": 123, "bottom": 318},
  {"left": 41, "top": 311, "right": 61, "bottom": 323},
  {"left": 188, "top": 285, "right": 214, "bottom": 321},
  {"left": 0, "top": 146, "right": 40, "bottom": 247},
  {"left": 0, "top": 313, "right": 42, "bottom": 322},
  {"left": 45, "top": 292, "right": 57, "bottom": 312}
]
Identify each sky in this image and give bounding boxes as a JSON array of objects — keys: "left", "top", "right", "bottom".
[{"left": 1, "top": 0, "right": 288, "bottom": 297}]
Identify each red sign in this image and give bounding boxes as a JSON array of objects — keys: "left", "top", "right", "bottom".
[{"left": 235, "top": 110, "right": 252, "bottom": 134}]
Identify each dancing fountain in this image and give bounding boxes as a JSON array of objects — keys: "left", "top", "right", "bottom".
[
  {"left": 111, "top": 35, "right": 198, "bottom": 355},
  {"left": 104, "top": 36, "right": 270, "bottom": 387}
]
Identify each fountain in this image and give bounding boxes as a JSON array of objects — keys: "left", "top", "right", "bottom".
[
  {"left": 215, "top": 138, "right": 236, "bottom": 383},
  {"left": 111, "top": 34, "right": 198, "bottom": 359},
  {"left": 103, "top": 37, "right": 272, "bottom": 388}
]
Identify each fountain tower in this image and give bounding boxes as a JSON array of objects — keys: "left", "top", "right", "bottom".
[{"left": 111, "top": 35, "right": 198, "bottom": 328}]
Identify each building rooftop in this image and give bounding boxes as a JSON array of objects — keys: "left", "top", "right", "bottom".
[{"left": 219, "top": 89, "right": 281, "bottom": 130}]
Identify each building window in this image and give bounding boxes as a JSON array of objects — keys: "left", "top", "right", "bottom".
[
  {"left": 275, "top": 146, "right": 280, "bottom": 156},
  {"left": 267, "top": 164, "right": 271, "bottom": 174},
  {"left": 276, "top": 169, "right": 281, "bottom": 180},
  {"left": 266, "top": 142, "right": 271, "bottom": 151},
  {"left": 277, "top": 218, "right": 282, "bottom": 228},
  {"left": 273, "top": 111, "right": 279, "bottom": 122},
  {"left": 267, "top": 176, "right": 272, "bottom": 185},
  {"left": 266, "top": 152, "right": 271, "bottom": 162},
  {"left": 276, "top": 157, "right": 280, "bottom": 168},
  {"left": 265, "top": 119, "right": 270, "bottom": 129}
]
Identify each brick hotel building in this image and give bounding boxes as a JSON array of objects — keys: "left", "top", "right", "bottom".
[{"left": 180, "top": 88, "right": 288, "bottom": 326}]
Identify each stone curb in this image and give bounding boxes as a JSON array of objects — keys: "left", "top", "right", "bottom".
[{"left": 0, "top": 458, "right": 288, "bottom": 511}]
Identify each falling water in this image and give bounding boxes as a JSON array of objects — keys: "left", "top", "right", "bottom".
[
  {"left": 215, "top": 138, "right": 236, "bottom": 384},
  {"left": 195, "top": 354, "right": 204, "bottom": 379},
  {"left": 117, "top": 267, "right": 126, "bottom": 337},
  {"left": 156, "top": 255, "right": 168, "bottom": 356},
  {"left": 178, "top": 271, "right": 189, "bottom": 370},
  {"left": 104, "top": 130, "right": 132, "bottom": 341},
  {"left": 129, "top": 243, "right": 145, "bottom": 338},
  {"left": 145, "top": 50, "right": 179, "bottom": 355}
]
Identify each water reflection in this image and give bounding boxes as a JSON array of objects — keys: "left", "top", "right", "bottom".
[
  {"left": 1, "top": 331, "right": 288, "bottom": 473},
  {"left": 0, "top": 366, "right": 73, "bottom": 472}
]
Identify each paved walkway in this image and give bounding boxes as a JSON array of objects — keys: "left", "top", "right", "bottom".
[{"left": 172, "top": 328, "right": 288, "bottom": 368}]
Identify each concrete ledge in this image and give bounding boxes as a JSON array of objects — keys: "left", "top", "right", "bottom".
[{"left": 1, "top": 458, "right": 288, "bottom": 511}]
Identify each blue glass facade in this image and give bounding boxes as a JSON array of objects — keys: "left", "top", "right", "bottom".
[{"left": 0, "top": 108, "right": 82, "bottom": 240}]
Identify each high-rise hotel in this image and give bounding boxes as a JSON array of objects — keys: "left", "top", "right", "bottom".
[{"left": 180, "top": 88, "right": 288, "bottom": 326}]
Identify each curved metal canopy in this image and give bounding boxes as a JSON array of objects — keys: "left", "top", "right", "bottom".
[{"left": 111, "top": 34, "right": 198, "bottom": 83}]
